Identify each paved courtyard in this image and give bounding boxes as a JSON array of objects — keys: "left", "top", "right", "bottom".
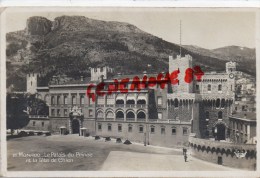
[{"left": 7, "top": 135, "right": 238, "bottom": 171}]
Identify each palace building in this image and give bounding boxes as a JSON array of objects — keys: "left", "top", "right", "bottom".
[{"left": 26, "top": 54, "right": 236, "bottom": 147}]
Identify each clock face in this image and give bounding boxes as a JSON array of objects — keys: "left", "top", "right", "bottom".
[{"left": 229, "top": 73, "right": 234, "bottom": 79}]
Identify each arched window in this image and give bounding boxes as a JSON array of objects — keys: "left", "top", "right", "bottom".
[
  {"left": 64, "top": 95, "right": 68, "bottom": 105},
  {"left": 205, "top": 111, "right": 209, "bottom": 119},
  {"left": 45, "top": 95, "right": 49, "bottom": 105},
  {"left": 171, "top": 127, "right": 176, "bottom": 135},
  {"left": 218, "top": 111, "right": 223, "bottom": 119},
  {"left": 137, "top": 111, "right": 146, "bottom": 119},
  {"left": 126, "top": 111, "right": 135, "bottom": 119},
  {"left": 72, "top": 95, "right": 76, "bottom": 105},
  {"left": 221, "top": 99, "right": 225, "bottom": 108},
  {"left": 80, "top": 95, "right": 85, "bottom": 105},
  {"left": 208, "top": 84, "right": 211, "bottom": 91},
  {"left": 174, "top": 98, "right": 179, "bottom": 108},
  {"left": 97, "top": 111, "right": 104, "bottom": 118},
  {"left": 218, "top": 84, "right": 222, "bottom": 91},
  {"left": 57, "top": 96, "right": 61, "bottom": 105},
  {"left": 116, "top": 99, "right": 124, "bottom": 104},
  {"left": 106, "top": 111, "right": 114, "bottom": 119},
  {"left": 137, "top": 100, "right": 146, "bottom": 104},
  {"left": 126, "top": 100, "right": 135, "bottom": 104},
  {"left": 216, "top": 99, "right": 220, "bottom": 108},
  {"left": 116, "top": 111, "right": 124, "bottom": 119}
]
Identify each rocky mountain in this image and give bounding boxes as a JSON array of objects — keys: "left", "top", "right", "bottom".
[
  {"left": 184, "top": 45, "right": 256, "bottom": 75},
  {"left": 6, "top": 16, "right": 256, "bottom": 91}
]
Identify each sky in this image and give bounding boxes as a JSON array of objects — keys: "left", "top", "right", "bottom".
[{"left": 5, "top": 7, "right": 256, "bottom": 49}]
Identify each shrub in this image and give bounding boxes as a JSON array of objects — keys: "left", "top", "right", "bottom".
[
  {"left": 18, "top": 131, "right": 28, "bottom": 137},
  {"left": 116, "top": 138, "right": 122, "bottom": 143},
  {"left": 124, "top": 139, "right": 132, "bottom": 145},
  {"left": 105, "top": 137, "right": 111, "bottom": 141},
  {"left": 37, "top": 132, "right": 43, "bottom": 136},
  {"left": 28, "top": 131, "right": 35, "bottom": 136},
  {"left": 45, "top": 132, "right": 51, "bottom": 136},
  {"left": 95, "top": 136, "right": 100, "bottom": 140}
]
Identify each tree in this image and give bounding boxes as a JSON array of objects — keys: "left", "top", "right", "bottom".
[
  {"left": 6, "top": 93, "right": 49, "bottom": 135},
  {"left": 6, "top": 93, "right": 29, "bottom": 135},
  {"left": 27, "top": 94, "right": 49, "bottom": 115}
]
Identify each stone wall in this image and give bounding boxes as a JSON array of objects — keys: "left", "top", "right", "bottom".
[
  {"left": 24, "top": 119, "right": 50, "bottom": 131},
  {"left": 96, "top": 121, "right": 191, "bottom": 148},
  {"left": 189, "top": 136, "right": 256, "bottom": 170}
]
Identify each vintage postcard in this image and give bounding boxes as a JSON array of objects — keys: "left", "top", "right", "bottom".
[{"left": 0, "top": 6, "right": 259, "bottom": 177}]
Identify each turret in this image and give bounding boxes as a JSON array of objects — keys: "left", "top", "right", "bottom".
[
  {"left": 90, "top": 66, "right": 113, "bottom": 81},
  {"left": 27, "top": 73, "right": 39, "bottom": 94}
]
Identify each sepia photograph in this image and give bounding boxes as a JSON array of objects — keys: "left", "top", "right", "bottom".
[{"left": 1, "top": 6, "right": 258, "bottom": 176}]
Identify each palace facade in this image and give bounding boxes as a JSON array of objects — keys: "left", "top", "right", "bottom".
[{"left": 27, "top": 54, "right": 236, "bottom": 147}]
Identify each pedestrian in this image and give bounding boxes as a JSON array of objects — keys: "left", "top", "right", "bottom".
[
  {"left": 183, "top": 147, "right": 187, "bottom": 155},
  {"left": 184, "top": 154, "right": 187, "bottom": 162}
]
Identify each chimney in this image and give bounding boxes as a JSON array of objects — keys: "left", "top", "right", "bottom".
[{"left": 80, "top": 76, "right": 84, "bottom": 82}]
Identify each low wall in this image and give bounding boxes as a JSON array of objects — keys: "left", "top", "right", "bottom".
[
  {"left": 96, "top": 121, "right": 190, "bottom": 148},
  {"left": 189, "top": 136, "right": 256, "bottom": 170}
]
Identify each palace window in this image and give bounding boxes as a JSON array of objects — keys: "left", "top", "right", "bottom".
[
  {"left": 64, "top": 95, "right": 68, "bottom": 105},
  {"left": 64, "top": 109, "right": 68, "bottom": 116},
  {"left": 98, "top": 123, "right": 102, "bottom": 131},
  {"left": 118, "top": 124, "right": 122, "bottom": 132},
  {"left": 51, "top": 96, "right": 55, "bottom": 105},
  {"left": 208, "top": 84, "right": 211, "bottom": 91},
  {"left": 51, "top": 109, "right": 55, "bottom": 116},
  {"left": 172, "top": 127, "right": 176, "bottom": 135},
  {"left": 218, "top": 84, "right": 222, "bottom": 91},
  {"left": 139, "top": 125, "right": 144, "bottom": 133},
  {"left": 89, "top": 109, "right": 93, "bottom": 117},
  {"left": 106, "top": 111, "right": 114, "bottom": 119},
  {"left": 80, "top": 95, "right": 84, "bottom": 105},
  {"left": 196, "top": 84, "right": 199, "bottom": 90},
  {"left": 89, "top": 94, "right": 95, "bottom": 105},
  {"left": 216, "top": 99, "right": 220, "bottom": 108},
  {"left": 218, "top": 111, "right": 223, "bottom": 119},
  {"left": 97, "top": 110, "right": 104, "bottom": 118},
  {"left": 158, "top": 113, "right": 163, "bottom": 119},
  {"left": 107, "top": 94, "right": 115, "bottom": 105},
  {"left": 205, "top": 111, "right": 209, "bottom": 119},
  {"left": 183, "top": 127, "right": 188, "bottom": 135},
  {"left": 150, "top": 126, "right": 155, "bottom": 134},
  {"left": 57, "top": 95, "right": 61, "bottom": 105},
  {"left": 161, "top": 126, "right": 166, "bottom": 135},
  {"left": 33, "top": 121, "right": 36, "bottom": 126},
  {"left": 57, "top": 109, "right": 60, "bottom": 116},
  {"left": 42, "top": 122, "right": 44, "bottom": 127},
  {"left": 157, "top": 96, "right": 162, "bottom": 106},
  {"left": 72, "top": 95, "right": 76, "bottom": 105},
  {"left": 108, "top": 124, "right": 112, "bottom": 131},
  {"left": 174, "top": 98, "right": 179, "bottom": 108},
  {"left": 221, "top": 99, "right": 225, "bottom": 108},
  {"left": 128, "top": 124, "right": 133, "bottom": 132}
]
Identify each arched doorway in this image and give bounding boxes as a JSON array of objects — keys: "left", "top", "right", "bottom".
[
  {"left": 214, "top": 123, "right": 226, "bottom": 140},
  {"left": 72, "top": 119, "right": 80, "bottom": 134}
]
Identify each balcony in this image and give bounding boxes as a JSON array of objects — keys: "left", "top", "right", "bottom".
[
  {"left": 106, "top": 117, "right": 114, "bottom": 121},
  {"left": 136, "top": 104, "right": 146, "bottom": 108},
  {"left": 115, "top": 117, "right": 124, "bottom": 121},
  {"left": 125, "top": 104, "right": 135, "bottom": 108},
  {"left": 115, "top": 104, "right": 124, "bottom": 108}
]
